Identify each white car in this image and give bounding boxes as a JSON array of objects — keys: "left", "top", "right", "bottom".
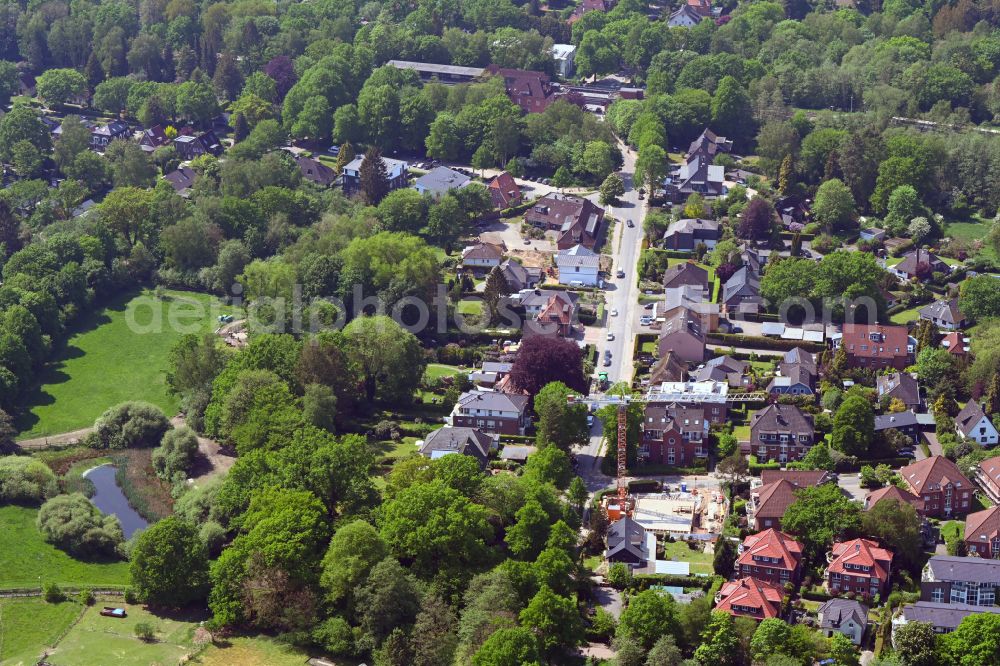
[
  {"left": 610, "top": 309, "right": 618, "bottom": 316},
  {"left": 606, "top": 332, "right": 614, "bottom": 341}
]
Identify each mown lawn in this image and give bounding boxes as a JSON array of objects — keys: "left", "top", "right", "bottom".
[
  {"left": 0, "top": 506, "right": 130, "bottom": 589},
  {"left": 424, "top": 363, "right": 462, "bottom": 381},
  {"left": 50, "top": 605, "right": 202, "bottom": 666},
  {"left": 661, "top": 539, "right": 714, "bottom": 574},
  {"left": 944, "top": 217, "right": 997, "bottom": 263},
  {"left": 17, "top": 290, "right": 234, "bottom": 439},
  {"left": 890, "top": 305, "right": 923, "bottom": 324},
  {"left": 191, "top": 636, "right": 319, "bottom": 666},
  {"left": 0, "top": 598, "right": 82, "bottom": 666}
]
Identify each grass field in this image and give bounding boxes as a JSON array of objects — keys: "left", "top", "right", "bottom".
[
  {"left": 0, "top": 598, "right": 82, "bottom": 666},
  {"left": 49, "top": 605, "right": 203, "bottom": 666},
  {"left": 944, "top": 217, "right": 997, "bottom": 263},
  {"left": 191, "top": 636, "right": 318, "bottom": 666},
  {"left": 661, "top": 539, "right": 714, "bottom": 574},
  {"left": 0, "top": 506, "right": 129, "bottom": 590},
  {"left": 17, "top": 290, "right": 234, "bottom": 439},
  {"left": 424, "top": 363, "right": 462, "bottom": 381},
  {"left": 890, "top": 305, "right": 923, "bottom": 324}
]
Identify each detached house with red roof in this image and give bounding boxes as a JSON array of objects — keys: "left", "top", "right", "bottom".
[
  {"left": 524, "top": 194, "right": 604, "bottom": 250},
  {"left": 484, "top": 65, "right": 558, "bottom": 114},
  {"left": 900, "top": 455, "right": 975, "bottom": 518},
  {"left": 826, "top": 538, "right": 893, "bottom": 600},
  {"left": 864, "top": 484, "right": 925, "bottom": 514},
  {"left": 487, "top": 171, "right": 522, "bottom": 209},
  {"left": 834, "top": 324, "right": 914, "bottom": 371},
  {"left": 715, "top": 578, "right": 784, "bottom": 621},
  {"left": 747, "top": 471, "right": 832, "bottom": 531},
  {"left": 964, "top": 506, "right": 1000, "bottom": 559},
  {"left": 976, "top": 455, "right": 1000, "bottom": 504},
  {"left": 736, "top": 528, "right": 804, "bottom": 587}
]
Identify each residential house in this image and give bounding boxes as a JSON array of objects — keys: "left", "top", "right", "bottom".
[
  {"left": 506, "top": 288, "right": 579, "bottom": 337},
  {"left": 487, "top": 171, "right": 522, "bottom": 209},
  {"left": 662, "top": 262, "right": 710, "bottom": 296},
  {"left": 691, "top": 355, "right": 749, "bottom": 388},
  {"left": 774, "top": 195, "right": 811, "bottom": 231},
  {"left": 891, "top": 248, "right": 949, "bottom": 281},
  {"left": 461, "top": 242, "right": 505, "bottom": 272},
  {"left": 468, "top": 361, "right": 513, "bottom": 389},
  {"left": 551, "top": 44, "right": 577, "bottom": 78},
  {"left": 655, "top": 285, "right": 720, "bottom": 331},
  {"left": 686, "top": 128, "right": 733, "bottom": 160},
  {"left": 662, "top": 218, "right": 720, "bottom": 252},
  {"left": 722, "top": 266, "right": 762, "bottom": 313},
  {"left": 450, "top": 389, "right": 530, "bottom": 436},
  {"left": 656, "top": 309, "right": 706, "bottom": 364},
  {"left": 893, "top": 602, "right": 1000, "bottom": 637},
  {"left": 645, "top": 381, "right": 729, "bottom": 425},
  {"left": 138, "top": 125, "right": 169, "bottom": 152},
  {"left": 919, "top": 298, "right": 968, "bottom": 330},
  {"left": 686, "top": 0, "right": 714, "bottom": 17},
  {"left": 556, "top": 244, "right": 600, "bottom": 286},
  {"left": 747, "top": 470, "right": 832, "bottom": 531},
  {"left": 648, "top": 351, "right": 687, "bottom": 384},
  {"left": 605, "top": 516, "right": 650, "bottom": 566},
  {"left": 864, "top": 484, "right": 925, "bottom": 514},
  {"left": 714, "top": 578, "right": 784, "bottom": 621},
  {"left": 875, "top": 411, "right": 921, "bottom": 444},
  {"left": 418, "top": 426, "right": 498, "bottom": 469},
  {"left": 876, "top": 372, "right": 922, "bottom": 410},
  {"left": 341, "top": 154, "right": 409, "bottom": 196},
  {"left": 766, "top": 364, "right": 815, "bottom": 396},
  {"left": 666, "top": 153, "right": 725, "bottom": 199},
  {"left": 920, "top": 555, "right": 1000, "bottom": 606},
  {"left": 296, "top": 156, "right": 336, "bottom": 187},
  {"left": 641, "top": 403, "right": 710, "bottom": 466},
  {"left": 484, "top": 65, "right": 558, "bottom": 114},
  {"left": 964, "top": 506, "right": 1000, "bottom": 559},
  {"left": 834, "top": 324, "right": 914, "bottom": 371},
  {"left": 163, "top": 167, "right": 196, "bottom": 195},
  {"left": 941, "top": 331, "right": 971, "bottom": 358},
  {"left": 818, "top": 599, "right": 869, "bottom": 645},
  {"left": 413, "top": 166, "right": 470, "bottom": 198},
  {"left": 749, "top": 404, "right": 815, "bottom": 462},
  {"left": 900, "top": 456, "right": 975, "bottom": 518},
  {"left": 568, "top": 0, "right": 612, "bottom": 22},
  {"left": 782, "top": 347, "right": 817, "bottom": 373},
  {"left": 955, "top": 401, "right": 999, "bottom": 446},
  {"left": 736, "top": 529, "right": 804, "bottom": 586},
  {"left": 90, "top": 120, "right": 130, "bottom": 150},
  {"left": 976, "top": 455, "right": 1000, "bottom": 504},
  {"left": 173, "top": 130, "right": 222, "bottom": 160},
  {"left": 667, "top": 5, "right": 705, "bottom": 26},
  {"left": 524, "top": 194, "right": 604, "bottom": 250},
  {"left": 860, "top": 228, "right": 886, "bottom": 242},
  {"left": 825, "top": 538, "right": 894, "bottom": 600},
  {"left": 498, "top": 259, "right": 541, "bottom": 291}
]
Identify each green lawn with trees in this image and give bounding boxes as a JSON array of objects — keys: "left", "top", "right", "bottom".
[
  {"left": 17, "top": 290, "right": 233, "bottom": 439},
  {"left": 0, "top": 505, "right": 130, "bottom": 589}
]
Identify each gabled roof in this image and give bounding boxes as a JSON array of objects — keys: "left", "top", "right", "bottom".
[
  {"left": 691, "top": 356, "right": 748, "bottom": 386},
  {"left": 557, "top": 244, "right": 600, "bottom": 268},
  {"left": 839, "top": 324, "right": 911, "bottom": 361},
  {"left": 664, "top": 218, "right": 720, "bottom": 237},
  {"left": 955, "top": 402, "right": 991, "bottom": 437},
  {"left": 606, "top": 516, "right": 648, "bottom": 562},
  {"left": 738, "top": 528, "right": 803, "bottom": 571},
  {"left": 662, "top": 262, "right": 709, "bottom": 291},
  {"left": 454, "top": 389, "right": 529, "bottom": 414},
  {"left": 649, "top": 351, "right": 687, "bottom": 383},
  {"left": 864, "top": 484, "right": 924, "bottom": 513},
  {"left": 876, "top": 372, "right": 921, "bottom": 407},
  {"left": 419, "top": 426, "right": 497, "bottom": 468},
  {"left": 895, "top": 249, "right": 947, "bottom": 276},
  {"left": 964, "top": 506, "right": 1000, "bottom": 545},
  {"left": 979, "top": 455, "right": 1000, "bottom": 490},
  {"left": 488, "top": 171, "right": 521, "bottom": 209},
  {"left": 715, "top": 578, "right": 783, "bottom": 619},
  {"left": 760, "top": 470, "right": 832, "bottom": 486},
  {"left": 498, "top": 259, "right": 541, "bottom": 291},
  {"left": 783, "top": 347, "right": 816, "bottom": 371},
  {"left": 924, "top": 555, "right": 1000, "bottom": 584},
  {"left": 668, "top": 5, "right": 706, "bottom": 24},
  {"left": 901, "top": 455, "right": 973, "bottom": 494},
  {"left": 750, "top": 404, "right": 814, "bottom": 436},
  {"left": 414, "top": 166, "right": 471, "bottom": 196},
  {"left": 462, "top": 242, "right": 505, "bottom": 262},
  {"left": 919, "top": 298, "right": 965, "bottom": 325},
  {"left": 899, "top": 602, "right": 1000, "bottom": 631},
  {"left": 941, "top": 331, "right": 970, "bottom": 356},
  {"left": 827, "top": 538, "right": 893, "bottom": 580},
  {"left": 818, "top": 598, "right": 868, "bottom": 631},
  {"left": 722, "top": 266, "right": 760, "bottom": 305},
  {"left": 750, "top": 480, "right": 807, "bottom": 523},
  {"left": 296, "top": 155, "right": 336, "bottom": 186},
  {"left": 163, "top": 167, "right": 196, "bottom": 192},
  {"left": 659, "top": 308, "right": 705, "bottom": 342},
  {"left": 874, "top": 411, "right": 919, "bottom": 431}
]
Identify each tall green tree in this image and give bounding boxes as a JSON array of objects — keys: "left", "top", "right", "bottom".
[
  {"left": 533, "top": 381, "right": 589, "bottom": 452},
  {"left": 359, "top": 147, "right": 390, "bottom": 205},
  {"left": 130, "top": 517, "right": 209, "bottom": 606},
  {"left": 781, "top": 483, "right": 862, "bottom": 563}
]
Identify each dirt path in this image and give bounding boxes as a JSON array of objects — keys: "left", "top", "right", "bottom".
[
  {"left": 16, "top": 427, "right": 95, "bottom": 450},
  {"left": 169, "top": 416, "right": 235, "bottom": 481}
]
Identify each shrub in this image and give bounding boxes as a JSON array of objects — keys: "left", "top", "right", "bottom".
[
  {"left": 199, "top": 520, "right": 227, "bottom": 555},
  {"left": 134, "top": 622, "right": 156, "bottom": 641},
  {"left": 78, "top": 587, "right": 94, "bottom": 605},
  {"left": 0, "top": 456, "right": 57, "bottom": 504},
  {"left": 312, "top": 617, "right": 355, "bottom": 655},
  {"left": 92, "top": 402, "right": 171, "bottom": 449},
  {"left": 151, "top": 426, "right": 199, "bottom": 483},
  {"left": 43, "top": 582, "right": 64, "bottom": 603},
  {"left": 36, "top": 493, "right": 124, "bottom": 558}
]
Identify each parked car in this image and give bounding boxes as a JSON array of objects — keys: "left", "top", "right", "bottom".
[
  {"left": 626, "top": 219, "right": 634, "bottom": 228},
  {"left": 603, "top": 357, "right": 612, "bottom": 366},
  {"left": 640, "top": 315, "right": 652, "bottom": 325},
  {"left": 587, "top": 415, "right": 595, "bottom": 427},
  {"left": 730, "top": 326, "right": 743, "bottom": 334},
  {"left": 616, "top": 269, "right": 625, "bottom": 278},
  {"left": 606, "top": 332, "right": 614, "bottom": 341},
  {"left": 610, "top": 309, "right": 618, "bottom": 316},
  {"left": 643, "top": 303, "right": 654, "bottom": 310}
]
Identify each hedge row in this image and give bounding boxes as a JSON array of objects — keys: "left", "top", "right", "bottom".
[
  {"left": 630, "top": 462, "right": 709, "bottom": 476},
  {"left": 707, "top": 333, "right": 826, "bottom": 353},
  {"left": 645, "top": 248, "right": 702, "bottom": 260},
  {"left": 500, "top": 199, "right": 537, "bottom": 218},
  {"left": 634, "top": 573, "right": 723, "bottom": 592}
]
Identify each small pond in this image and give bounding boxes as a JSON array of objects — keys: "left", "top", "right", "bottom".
[{"left": 83, "top": 464, "right": 149, "bottom": 539}]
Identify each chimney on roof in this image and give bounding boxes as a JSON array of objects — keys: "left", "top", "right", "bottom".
[{"left": 855, "top": 543, "right": 860, "bottom": 552}]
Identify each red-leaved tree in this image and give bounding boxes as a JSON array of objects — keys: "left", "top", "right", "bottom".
[{"left": 509, "top": 336, "right": 588, "bottom": 397}]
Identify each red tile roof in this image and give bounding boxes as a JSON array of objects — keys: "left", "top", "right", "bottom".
[
  {"left": 942, "top": 331, "right": 970, "bottom": 356},
  {"left": 965, "top": 506, "right": 1000, "bottom": 544},
  {"left": 488, "top": 171, "right": 522, "bottom": 209},
  {"left": 484, "top": 65, "right": 557, "bottom": 114},
  {"left": 750, "top": 480, "right": 804, "bottom": 524},
  {"left": 827, "top": 538, "right": 893, "bottom": 582},
  {"left": 738, "top": 528, "right": 803, "bottom": 572},
  {"left": 759, "top": 470, "right": 831, "bottom": 486},
  {"left": 979, "top": 455, "right": 1000, "bottom": 490},
  {"left": 839, "top": 324, "right": 911, "bottom": 363},
  {"left": 901, "top": 455, "right": 973, "bottom": 495},
  {"left": 864, "top": 484, "right": 924, "bottom": 513},
  {"left": 715, "top": 578, "right": 783, "bottom": 619}
]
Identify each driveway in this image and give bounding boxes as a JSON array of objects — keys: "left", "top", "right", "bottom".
[
  {"left": 920, "top": 432, "right": 943, "bottom": 460},
  {"left": 838, "top": 472, "right": 867, "bottom": 502},
  {"left": 592, "top": 581, "right": 623, "bottom": 618}
]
